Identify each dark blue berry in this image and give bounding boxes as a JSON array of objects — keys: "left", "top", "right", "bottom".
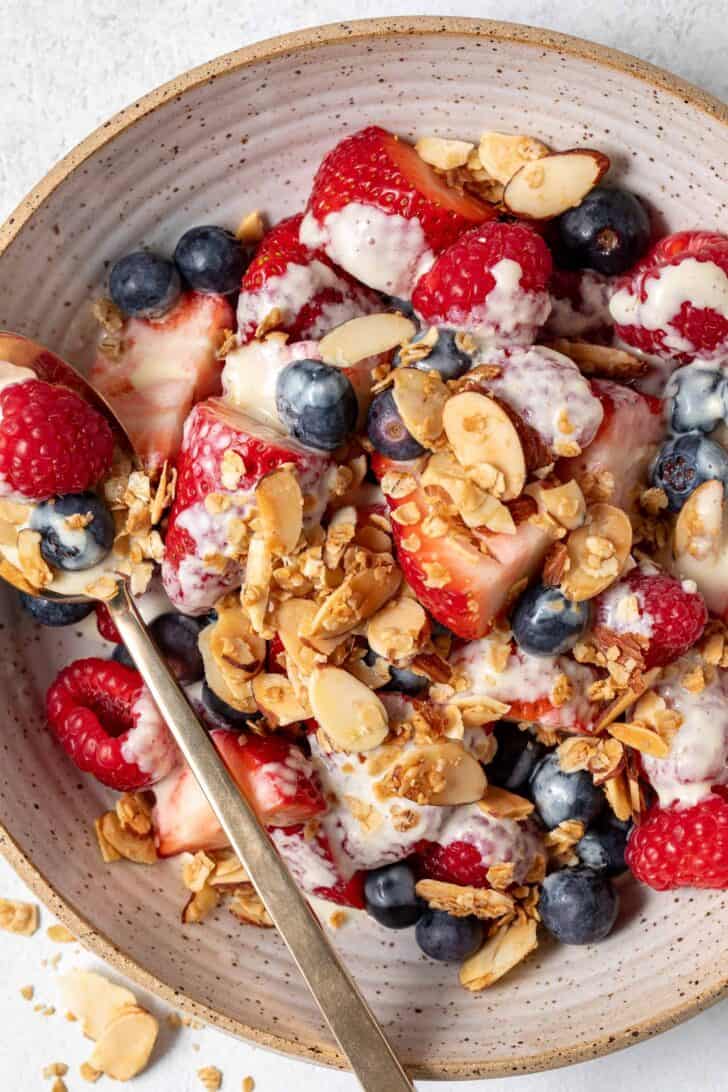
[
  {"left": 529, "top": 752, "right": 604, "bottom": 829},
  {"left": 393, "top": 327, "right": 473, "bottom": 380},
  {"left": 385, "top": 663, "right": 430, "bottom": 695},
  {"left": 201, "top": 681, "right": 250, "bottom": 727},
  {"left": 149, "top": 612, "right": 205, "bottom": 685},
  {"left": 555, "top": 186, "right": 650, "bottom": 275},
  {"left": 577, "top": 817, "right": 631, "bottom": 876},
  {"left": 30, "top": 493, "right": 114, "bottom": 572},
  {"left": 276, "top": 359, "right": 357, "bottom": 452},
  {"left": 651, "top": 432, "right": 728, "bottom": 511},
  {"left": 366, "top": 389, "right": 425, "bottom": 460},
  {"left": 19, "top": 592, "right": 93, "bottom": 627},
  {"left": 364, "top": 862, "right": 424, "bottom": 929},
  {"left": 539, "top": 866, "right": 619, "bottom": 944},
  {"left": 380, "top": 294, "right": 416, "bottom": 319},
  {"left": 666, "top": 363, "right": 727, "bottom": 435},
  {"left": 415, "top": 909, "right": 483, "bottom": 962},
  {"left": 174, "top": 226, "right": 248, "bottom": 295},
  {"left": 109, "top": 250, "right": 181, "bottom": 318},
  {"left": 512, "top": 583, "right": 591, "bottom": 657},
  {"left": 486, "top": 723, "right": 546, "bottom": 792},
  {"left": 112, "top": 643, "right": 134, "bottom": 668}
]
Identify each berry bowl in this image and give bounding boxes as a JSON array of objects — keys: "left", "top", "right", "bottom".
[{"left": 1, "top": 17, "right": 728, "bottom": 1079}]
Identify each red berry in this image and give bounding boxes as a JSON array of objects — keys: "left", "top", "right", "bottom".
[
  {"left": 417, "top": 839, "right": 491, "bottom": 887},
  {"left": 626, "top": 795, "right": 728, "bottom": 889},
  {"left": 95, "top": 603, "right": 122, "bottom": 644},
  {"left": 45, "top": 657, "right": 178, "bottom": 791},
  {"left": 0, "top": 379, "right": 114, "bottom": 501}
]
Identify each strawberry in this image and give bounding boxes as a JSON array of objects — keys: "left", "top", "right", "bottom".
[
  {"left": 626, "top": 794, "right": 728, "bottom": 889},
  {"left": 270, "top": 824, "right": 366, "bottom": 908},
  {"left": 595, "top": 567, "right": 707, "bottom": 670},
  {"left": 411, "top": 220, "right": 553, "bottom": 343},
  {"left": 372, "top": 454, "right": 551, "bottom": 639},
  {"left": 557, "top": 378, "right": 664, "bottom": 511},
  {"left": 610, "top": 230, "right": 728, "bottom": 362},
  {"left": 302, "top": 126, "right": 494, "bottom": 296},
  {"left": 153, "top": 729, "right": 326, "bottom": 856},
  {"left": 45, "top": 658, "right": 178, "bottom": 791},
  {"left": 90, "top": 291, "right": 234, "bottom": 470},
  {"left": 237, "top": 214, "right": 379, "bottom": 344},
  {"left": 95, "top": 602, "right": 121, "bottom": 644},
  {"left": 544, "top": 267, "right": 614, "bottom": 341},
  {"left": 0, "top": 378, "right": 114, "bottom": 502},
  {"left": 161, "top": 397, "right": 332, "bottom": 613},
  {"left": 416, "top": 804, "right": 543, "bottom": 888}
]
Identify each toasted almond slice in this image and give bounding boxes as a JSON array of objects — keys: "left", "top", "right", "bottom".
[
  {"left": 607, "top": 721, "right": 671, "bottom": 758},
  {"left": 416, "top": 878, "right": 515, "bottom": 920},
  {"left": 324, "top": 505, "right": 357, "bottom": 568},
  {"left": 243, "top": 533, "right": 272, "bottom": 634},
  {"left": 208, "top": 849, "right": 250, "bottom": 887},
  {"left": 604, "top": 770, "right": 633, "bottom": 821},
  {"left": 275, "top": 598, "right": 319, "bottom": 677},
  {"left": 319, "top": 313, "right": 416, "bottom": 366},
  {"left": 182, "top": 883, "right": 220, "bottom": 924},
  {"left": 503, "top": 150, "right": 610, "bottom": 220},
  {"left": 229, "top": 884, "right": 274, "bottom": 927},
  {"left": 255, "top": 467, "right": 302, "bottom": 556},
  {"left": 422, "top": 450, "right": 516, "bottom": 532},
  {"left": 366, "top": 596, "right": 428, "bottom": 662},
  {"left": 60, "top": 971, "right": 137, "bottom": 1041},
  {"left": 0, "top": 898, "right": 38, "bottom": 936},
  {"left": 97, "top": 811, "right": 158, "bottom": 864},
  {"left": 198, "top": 624, "right": 257, "bottom": 714},
  {"left": 17, "top": 528, "right": 53, "bottom": 588},
  {"left": 88, "top": 1005, "right": 159, "bottom": 1081},
  {"left": 308, "top": 666, "right": 389, "bottom": 752},
  {"left": 415, "top": 136, "right": 474, "bottom": 170},
  {"left": 477, "top": 132, "right": 550, "bottom": 184},
  {"left": 443, "top": 392, "right": 526, "bottom": 501},
  {"left": 207, "top": 606, "right": 266, "bottom": 693},
  {"left": 253, "top": 672, "right": 309, "bottom": 725},
  {"left": 674, "top": 479, "right": 724, "bottom": 560},
  {"left": 532, "top": 479, "right": 586, "bottom": 531},
  {"left": 545, "top": 338, "right": 647, "bottom": 379},
  {"left": 0, "top": 555, "right": 35, "bottom": 593},
  {"left": 460, "top": 916, "right": 538, "bottom": 991},
  {"left": 391, "top": 367, "right": 449, "bottom": 449},
  {"left": 560, "top": 503, "right": 632, "bottom": 601},
  {"left": 309, "top": 562, "right": 402, "bottom": 638},
  {"left": 477, "top": 785, "right": 534, "bottom": 820},
  {"left": 388, "top": 741, "right": 487, "bottom": 805},
  {"left": 0, "top": 498, "right": 31, "bottom": 524}
]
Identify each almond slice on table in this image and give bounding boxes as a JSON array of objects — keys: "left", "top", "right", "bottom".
[
  {"left": 385, "top": 740, "right": 487, "bottom": 806},
  {"left": 560, "top": 503, "right": 632, "bottom": 601},
  {"left": 95, "top": 810, "right": 157, "bottom": 864},
  {"left": 308, "top": 666, "right": 389, "bottom": 752},
  {"left": 443, "top": 392, "right": 526, "bottom": 501},
  {"left": 87, "top": 1004, "right": 159, "bottom": 1081},
  {"left": 392, "top": 367, "right": 450, "bottom": 450},
  {"left": 503, "top": 150, "right": 610, "bottom": 220},
  {"left": 459, "top": 916, "right": 538, "bottom": 991},
  {"left": 60, "top": 971, "right": 137, "bottom": 1041},
  {"left": 366, "top": 595, "right": 429, "bottom": 662},
  {"left": 319, "top": 313, "right": 416, "bottom": 366},
  {"left": 253, "top": 672, "right": 310, "bottom": 725},
  {"left": 415, "top": 136, "right": 474, "bottom": 170},
  {"left": 0, "top": 898, "right": 38, "bottom": 936},
  {"left": 255, "top": 467, "right": 303, "bottom": 556},
  {"left": 477, "top": 132, "right": 550, "bottom": 185}
]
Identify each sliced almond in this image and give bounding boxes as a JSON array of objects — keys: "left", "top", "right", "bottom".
[
  {"left": 416, "top": 879, "right": 515, "bottom": 920},
  {"left": 604, "top": 770, "right": 633, "bottom": 821},
  {"left": 324, "top": 505, "right": 357, "bottom": 568},
  {"left": 207, "top": 606, "right": 266, "bottom": 692},
  {"left": 255, "top": 467, "right": 302, "bottom": 556},
  {"left": 674, "top": 479, "right": 724, "bottom": 560},
  {"left": 0, "top": 498, "right": 30, "bottom": 524},
  {"left": 545, "top": 338, "right": 647, "bottom": 380},
  {"left": 503, "top": 149, "right": 610, "bottom": 220},
  {"left": 17, "top": 528, "right": 53, "bottom": 588},
  {"left": 443, "top": 392, "right": 526, "bottom": 501},
  {"left": 308, "top": 666, "right": 389, "bottom": 752},
  {"left": 319, "top": 313, "right": 416, "bottom": 366},
  {"left": 382, "top": 740, "right": 486, "bottom": 805},
  {"left": 560, "top": 503, "right": 632, "bottom": 601},
  {"left": 242, "top": 533, "right": 272, "bottom": 634},
  {"left": 198, "top": 624, "right": 257, "bottom": 714},
  {"left": 309, "top": 561, "right": 401, "bottom": 638},
  {"left": 208, "top": 848, "right": 250, "bottom": 887},
  {"left": 0, "top": 898, "right": 38, "bottom": 936},
  {"left": 477, "top": 132, "right": 550, "bottom": 185},
  {"left": 275, "top": 598, "right": 319, "bottom": 677},
  {"left": 96, "top": 811, "right": 157, "bottom": 864},
  {"left": 460, "top": 916, "right": 538, "bottom": 991},
  {"left": 366, "top": 596, "right": 428, "bottom": 662},
  {"left": 415, "top": 136, "right": 474, "bottom": 170},
  {"left": 88, "top": 1005, "right": 159, "bottom": 1081},
  {"left": 422, "top": 451, "right": 516, "bottom": 532},
  {"left": 182, "top": 883, "right": 220, "bottom": 924},
  {"left": 607, "top": 721, "right": 671, "bottom": 758},
  {"left": 391, "top": 367, "right": 449, "bottom": 450},
  {"left": 477, "top": 786, "right": 534, "bottom": 821},
  {"left": 60, "top": 971, "right": 137, "bottom": 1041},
  {"left": 253, "top": 672, "right": 309, "bottom": 725},
  {"left": 229, "top": 884, "right": 273, "bottom": 927},
  {"left": 532, "top": 479, "right": 586, "bottom": 531}
]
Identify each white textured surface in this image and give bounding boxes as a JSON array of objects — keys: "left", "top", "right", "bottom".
[{"left": 0, "top": 1, "right": 727, "bottom": 1088}]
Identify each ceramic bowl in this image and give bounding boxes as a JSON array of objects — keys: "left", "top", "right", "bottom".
[{"left": 1, "top": 17, "right": 727, "bottom": 1080}]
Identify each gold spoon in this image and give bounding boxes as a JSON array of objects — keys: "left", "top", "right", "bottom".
[{"left": 0, "top": 331, "right": 416, "bottom": 1092}]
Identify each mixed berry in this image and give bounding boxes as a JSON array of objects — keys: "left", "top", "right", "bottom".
[{"left": 8, "top": 122, "right": 728, "bottom": 990}]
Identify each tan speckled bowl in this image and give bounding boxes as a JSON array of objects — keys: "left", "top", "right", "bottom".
[{"left": 1, "top": 17, "right": 727, "bottom": 1080}]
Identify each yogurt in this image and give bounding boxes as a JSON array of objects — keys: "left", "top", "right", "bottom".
[
  {"left": 222, "top": 338, "right": 321, "bottom": 430},
  {"left": 465, "top": 259, "right": 552, "bottom": 346}
]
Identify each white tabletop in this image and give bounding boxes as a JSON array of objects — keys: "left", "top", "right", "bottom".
[{"left": 1, "top": 1, "right": 726, "bottom": 1088}]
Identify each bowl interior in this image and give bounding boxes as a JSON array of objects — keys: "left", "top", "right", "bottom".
[{"left": 1, "top": 20, "right": 728, "bottom": 1079}]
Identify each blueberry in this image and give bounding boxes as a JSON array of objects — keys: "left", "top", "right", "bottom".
[
  {"left": 112, "top": 643, "right": 134, "bottom": 668},
  {"left": 201, "top": 681, "right": 250, "bottom": 727},
  {"left": 364, "top": 862, "right": 424, "bottom": 929},
  {"left": 415, "top": 909, "right": 483, "bottom": 962},
  {"left": 577, "top": 817, "right": 631, "bottom": 876},
  {"left": 651, "top": 432, "right": 728, "bottom": 511},
  {"left": 555, "top": 186, "right": 650, "bottom": 275},
  {"left": 19, "top": 592, "right": 93, "bottom": 626},
  {"left": 30, "top": 493, "right": 114, "bottom": 572},
  {"left": 109, "top": 250, "right": 181, "bottom": 318},
  {"left": 380, "top": 294, "right": 416, "bottom": 319},
  {"left": 486, "top": 723, "right": 546, "bottom": 792},
  {"left": 539, "top": 867, "right": 619, "bottom": 944},
  {"left": 393, "top": 327, "right": 473, "bottom": 380},
  {"left": 149, "top": 612, "right": 205, "bottom": 684},
  {"left": 366, "top": 389, "right": 426, "bottom": 461},
  {"left": 512, "top": 583, "right": 591, "bottom": 657},
  {"left": 385, "top": 663, "right": 430, "bottom": 695},
  {"left": 666, "top": 363, "right": 727, "bottom": 435},
  {"left": 174, "top": 225, "right": 248, "bottom": 295},
  {"left": 276, "top": 359, "right": 358, "bottom": 452},
  {"left": 529, "top": 752, "right": 604, "bottom": 829}
]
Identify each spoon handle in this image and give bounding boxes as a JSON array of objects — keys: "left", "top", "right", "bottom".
[{"left": 107, "top": 582, "right": 416, "bottom": 1092}]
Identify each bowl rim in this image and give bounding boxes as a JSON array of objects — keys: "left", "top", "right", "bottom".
[{"left": 1, "top": 16, "right": 727, "bottom": 1080}]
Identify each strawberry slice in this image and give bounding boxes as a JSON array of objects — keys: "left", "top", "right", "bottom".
[
  {"left": 162, "top": 397, "right": 333, "bottom": 613},
  {"left": 270, "top": 824, "right": 366, "bottom": 908},
  {"left": 153, "top": 729, "right": 326, "bottom": 856},
  {"left": 90, "top": 291, "right": 234, "bottom": 470},
  {"left": 372, "top": 454, "right": 551, "bottom": 640},
  {"left": 237, "top": 214, "right": 380, "bottom": 344},
  {"left": 301, "top": 126, "right": 494, "bottom": 296},
  {"left": 557, "top": 379, "right": 663, "bottom": 511}
]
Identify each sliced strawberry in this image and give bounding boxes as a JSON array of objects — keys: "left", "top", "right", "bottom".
[
  {"left": 270, "top": 824, "right": 366, "bottom": 908},
  {"left": 372, "top": 454, "right": 551, "bottom": 639},
  {"left": 95, "top": 602, "right": 122, "bottom": 644},
  {"left": 90, "top": 291, "right": 234, "bottom": 470},
  {"left": 557, "top": 379, "right": 663, "bottom": 511},
  {"left": 302, "top": 126, "right": 494, "bottom": 296}
]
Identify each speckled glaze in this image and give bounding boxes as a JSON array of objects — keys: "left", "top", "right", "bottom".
[{"left": 0, "top": 18, "right": 727, "bottom": 1080}]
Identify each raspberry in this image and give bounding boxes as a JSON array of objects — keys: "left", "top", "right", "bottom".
[
  {"left": 626, "top": 795, "right": 728, "bottom": 890},
  {"left": 95, "top": 603, "right": 122, "bottom": 644},
  {"left": 0, "top": 379, "right": 114, "bottom": 500},
  {"left": 416, "top": 839, "right": 491, "bottom": 888}
]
